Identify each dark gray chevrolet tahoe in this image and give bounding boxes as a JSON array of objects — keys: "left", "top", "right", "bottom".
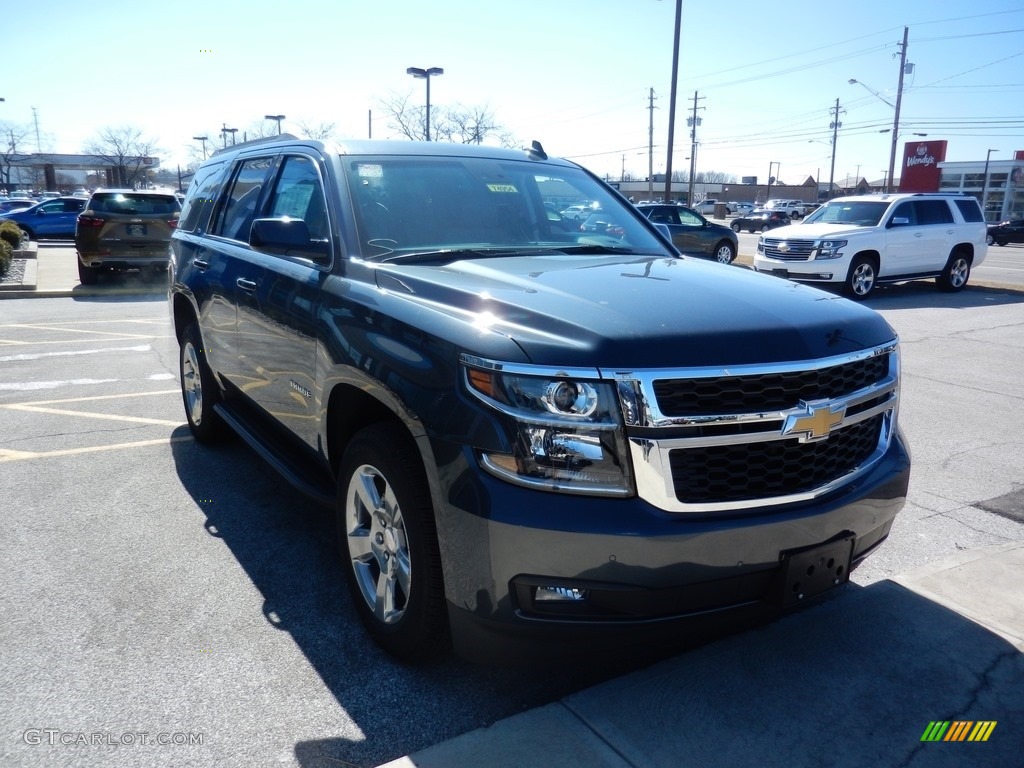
[{"left": 170, "top": 137, "right": 910, "bottom": 663}]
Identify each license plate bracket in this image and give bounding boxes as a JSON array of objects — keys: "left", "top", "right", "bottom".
[
  {"left": 127, "top": 224, "right": 147, "bottom": 237},
  {"left": 772, "top": 268, "right": 789, "bottom": 278},
  {"left": 773, "top": 535, "right": 854, "bottom": 607}
]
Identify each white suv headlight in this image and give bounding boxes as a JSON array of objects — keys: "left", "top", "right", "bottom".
[
  {"left": 816, "top": 240, "right": 847, "bottom": 260},
  {"left": 461, "top": 356, "right": 633, "bottom": 496}
]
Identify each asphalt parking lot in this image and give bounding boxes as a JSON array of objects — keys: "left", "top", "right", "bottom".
[{"left": 1, "top": 279, "right": 1023, "bottom": 767}]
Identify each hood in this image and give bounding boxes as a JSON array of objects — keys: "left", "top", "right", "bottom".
[
  {"left": 768, "top": 222, "right": 874, "bottom": 239},
  {"left": 374, "top": 254, "right": 895, "bottom": 369}
]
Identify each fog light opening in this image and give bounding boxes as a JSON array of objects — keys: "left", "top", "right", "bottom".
[{"left": 535, "top": 586, "right": 589, "bottom": 603}]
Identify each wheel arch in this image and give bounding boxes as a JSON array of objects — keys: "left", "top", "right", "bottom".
[{"left": 324, "top": 382, "right": 418, "bottom": 477}]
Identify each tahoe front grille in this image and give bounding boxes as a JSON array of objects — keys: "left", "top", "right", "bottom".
[
  {"left": 761, "top": 238, "right": 817, "bottom": 261},
  {"left": 668, "top": 415, "right": 883, "bottom": 504},
  {"left": 618, "top": 343, "right": 899, "bottom": 513},
  {"left": 653, "top": 354, "right": 888, "bottom": 417}
]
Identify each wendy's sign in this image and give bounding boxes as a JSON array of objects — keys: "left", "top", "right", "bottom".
[{"left": 898, "top": 140, "right": 947, "bottom": 192}]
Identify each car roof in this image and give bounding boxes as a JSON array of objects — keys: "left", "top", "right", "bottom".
[{"left": 208, "top": 135, "right": 577, "bottom": 168}]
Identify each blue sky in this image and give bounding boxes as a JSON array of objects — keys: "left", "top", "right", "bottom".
[{"left": 4, "top": 0, "right": 1023, "bottom": 185}]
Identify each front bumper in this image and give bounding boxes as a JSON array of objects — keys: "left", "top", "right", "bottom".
[
  {"left": 753, "top": 255, "right": 848, "bottom": 284},
  {"left": 433, "top": 427, "right": 910, "bottom": 661}
]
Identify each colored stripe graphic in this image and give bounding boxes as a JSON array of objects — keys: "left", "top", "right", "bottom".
[{"left": 921, "top": 721, "right": 996, "bottom": 742}]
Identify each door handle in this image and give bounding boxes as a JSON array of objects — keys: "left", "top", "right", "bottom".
[
  {"left": 192, "top": 258, "right": 210, "bottom": 270},
  {"left": 236, "top": 278, "right": 257, "bottom": 292},
  {"left": 914, "top": 232, "right": 924, "bottom": 237}
]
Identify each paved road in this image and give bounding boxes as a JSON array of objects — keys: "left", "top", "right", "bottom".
[{"left": 1, "top": 286, "right": 1022, "bottom": 767}]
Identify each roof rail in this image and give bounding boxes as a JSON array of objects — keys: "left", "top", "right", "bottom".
[{"left": 211, "top": 133, "right": 301, "bottom": 156}]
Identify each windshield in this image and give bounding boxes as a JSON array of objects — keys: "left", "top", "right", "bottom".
[
  {"left": 343, "top": 156, "right": 668, "bottom": 259},
  {"left": 803, "top": 200, "right": 888, "bottom": 227}
]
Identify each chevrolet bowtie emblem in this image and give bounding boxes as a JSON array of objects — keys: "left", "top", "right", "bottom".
[
  {"left": 782, "top": 401, "right": 846, "bottom": 442},
  {"left": 777, "top": 242, "right": 790, "bottom": 252}
]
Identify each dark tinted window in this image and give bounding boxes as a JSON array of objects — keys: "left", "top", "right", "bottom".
[
  {"left": 266, "top": 155, "right": 329, "bottom": 240},
  {"left": 914, "top": 200, "right": 954, "bottom": 225},
  {"left": 89, "top": 193, "right": 179, "bottom": 215},
  {"left": 179, "top": 161, "right": 229, "bottom": 233},
  {"left": 213, "top": 156, "right": 275, "bottom": 241},
  {"left": 954, "top": 198, "right": 984, "bottom": 223}
]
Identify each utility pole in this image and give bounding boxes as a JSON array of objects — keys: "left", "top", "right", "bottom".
[
  {"left": 32, "top": 107, "right": 42, "bottom": 152},
  {"left": 647, "top": 87, "right": 656, "bottom": 200},
  {"left": 664, "top": 0, "right": 681, "bottom": 203},
  {"left": 828, "top": 98, "right": 844, "bottom": 200},
  {"left": 686, "top": 91, "right": 705, "bottom": 207},
  {"left": 887, "top": 26, "right": 909, "bottom": 193}
]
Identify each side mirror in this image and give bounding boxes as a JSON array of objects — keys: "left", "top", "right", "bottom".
[{"left": 250, "top": 217, "right": 330, "bottom": 262}]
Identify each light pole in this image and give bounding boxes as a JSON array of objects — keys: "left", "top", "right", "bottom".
[
  {"left": 221, "top": 123, "right": 238, "bottom": 148},
  {"left": 981, "top": 149, "right": 998, "bottom": 222},
  {"left": 264, "top": 114, "right": 285, "bottom": 135},
  {"left": 766, "top": 161, "right": 780, "bottom": 203},
  {"left": 192, "top": 135, "right": 208, "bottom": 160},
  {"left": 406, "top": 66, "right": 443, "bottom": 141}
]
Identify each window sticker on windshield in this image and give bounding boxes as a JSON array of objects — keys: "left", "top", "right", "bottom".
[
  {"left": 356, "top": 164, "right": 383, "bottom": 178},
  {"left": 487, "top": 183, "right": 518, "bottom": 193}
]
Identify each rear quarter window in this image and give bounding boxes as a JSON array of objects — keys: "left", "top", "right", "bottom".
[
  {"left": 179, "top": 161, "right": 230, "bottom": 233},
  {"left": 953, "top": 198, "right": 984, "bottom": 223}
]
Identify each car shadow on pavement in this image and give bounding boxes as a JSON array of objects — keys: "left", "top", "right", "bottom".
[
  {"left": 812, "top": 281, "right": 1024, "bottom": 309},
  {"left": 169, "top": 428, "right": 1023, "bottom": 768},
  {"left": 168, "top": 428, "right": 680, "bottom": 767}
]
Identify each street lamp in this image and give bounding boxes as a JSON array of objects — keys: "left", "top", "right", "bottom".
[
  {"left": 766, "top": 161, "right": 780, "bottom": 202},
  {"left": 264, "top": 114, "right": 285, "bottom": 135},
  {"left": 192, "top": 135, "right": 208, "bottom": 160},
  {"left": 981, "top": 149, "right": 999, "bottom": 222},
  {"left": 406, "top": 66, "right": 443, "bottom": 141}
]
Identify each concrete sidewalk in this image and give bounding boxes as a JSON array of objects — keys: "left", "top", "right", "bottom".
[
  {"left": 0, "top": 242, "right": 165, "bottom": 299},
  {"left": 380, "top": 543, "right": 1024, "bottom": 767}
]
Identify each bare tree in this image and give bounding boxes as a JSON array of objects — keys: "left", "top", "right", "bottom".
[
  {"left": 84, "top": 126, "right": 160, "bottom": 188},
  {"left": 380, "top": 93, "right": 517, "bottom": 146},
  {"left": 0, "top": 123, "right": 33, "bottom": 193},
  {"left": 295, "top": 120, "right": 336, "bottom": 141}
]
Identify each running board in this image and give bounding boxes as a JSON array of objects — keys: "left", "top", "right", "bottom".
[{"left": 213, "top": 403, "right": 335, "bottom": 508}]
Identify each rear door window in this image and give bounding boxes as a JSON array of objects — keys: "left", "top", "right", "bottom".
[
  {"left": 212, "top": 156, "right": 276, "bottom": 242},
  {"left": 914, "top": 200, "right": 954, "bottom": 225}
]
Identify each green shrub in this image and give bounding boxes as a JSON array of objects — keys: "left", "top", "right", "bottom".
[
  {"left": 0, "top": 219, "right": 22, "bottom": 250},
  {"left": 0, "top": 239, "right": 12, "bottom": 278}
]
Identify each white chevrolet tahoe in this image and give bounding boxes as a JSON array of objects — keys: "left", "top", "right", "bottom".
[{"left": 754, "top": 193, "right": 987, "bottom": 300}]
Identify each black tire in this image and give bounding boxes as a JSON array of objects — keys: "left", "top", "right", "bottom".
[
  {"left": 337, "top": 423, "right": 449, "bottom": 663},
  {"left": 18, "top": 227, "right": 33, "bottom": 242},
  {"left": 937, "top": 251, "right": 971, "bottom": 292},
  {"left": 731, "top": 222, "right": 741, "bottom": 233},
  {"left": 712, "top": 241, "right": 736, "bottom": 264},
  {"left": 986, "top": 233, "right": 995, "bottom": 246},
  {"left": 77, "top": 260, "right": 100, "bottom": 285},
  {"left": 995, "top": 239, "right": 1007, "bottom": 247},
  {"left": 179, "top": 322, "right": 229, "bottom": 443},
  {"left": 760, "top": 224, "right": 769, "bottom": 233},
  {"left": 844, "top": 255, "right": 877, "bottom": 300}
]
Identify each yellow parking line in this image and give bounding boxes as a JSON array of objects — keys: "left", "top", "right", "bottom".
[
  {"left": 0, "top": 436, "right": 193, "bottom": 463},
  {"left": 2, "top": 324, "right": 160, "bottom": 338},
  {"left": 0, "top": 335, "right": 174, "bottom": 346},
  {"left": 12, "top": 389, "right": 179, "bottom": 406},
  {"left": 3, "top": 404, "right": 183, "bottom": 426}
]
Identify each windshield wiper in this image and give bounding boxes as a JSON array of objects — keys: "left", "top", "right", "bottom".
[
  {"left": 553, "top": 244, "right": 645, "bottom": 255},
  {"left": 379, "top": 248, "right": 524, "bottom": 265}
]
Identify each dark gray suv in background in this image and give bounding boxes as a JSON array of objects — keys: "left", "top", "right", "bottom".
[
  {"left": 635, "top": 203, "right": 738, "bottom": 263},
  {"left": 170, "top": 136, "right": 909, "bottom": 663}
]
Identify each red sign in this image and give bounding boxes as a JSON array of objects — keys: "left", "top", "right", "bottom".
[{"left": 898, "top": 140, "right": 947, "bottom": 192}]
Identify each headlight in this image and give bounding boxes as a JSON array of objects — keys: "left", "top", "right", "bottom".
[
  {"left": 756, "top": 237, "right": 764, "bottom": 254},
  {"left": 462, "top": 356, "right": 633, "bottom": 496},
  {"left": 815, "top": 239, "right": 847, "bottom": 260}
]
